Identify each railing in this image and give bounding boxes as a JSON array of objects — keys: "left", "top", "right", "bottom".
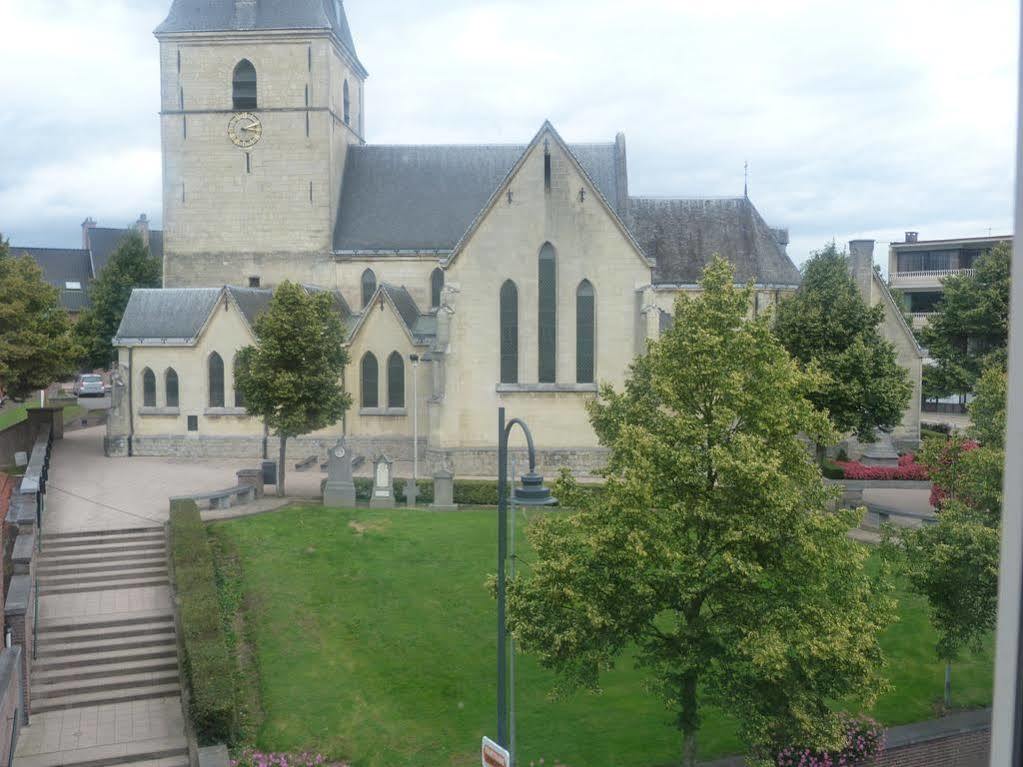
[{"left": 891, "top": 268, "right": 976, "bottom": 282}]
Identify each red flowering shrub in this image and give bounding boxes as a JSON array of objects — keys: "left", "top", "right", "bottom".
[
  {"left": 835, "top": 453, "right": 929, "bottom": 481},
  {"left": 774, "top": 716, "right": 885, "bottom": 767},
  {"left": 925, "top": 439, "right": 980, "bottom": 507}
]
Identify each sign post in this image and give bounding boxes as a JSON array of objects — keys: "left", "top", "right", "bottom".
[{"left": 481, "top": 737, "right": 510, "bottom": 767}]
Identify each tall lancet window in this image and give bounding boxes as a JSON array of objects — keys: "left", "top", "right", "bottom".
[
  {"left": 576, "top": 280, "right": 595, "bottom": 384},
  {"left": 538, "top": 243, "right": 557, "bottom": 383},
  {"left": 232, "top": 59, "right": 257, "bottom": 110},
  {"left": 500, "top": 280, "right": 518, "bottom": 384},
  {"left": 343, "top": 80, "right": 351, "bottom": 125}
]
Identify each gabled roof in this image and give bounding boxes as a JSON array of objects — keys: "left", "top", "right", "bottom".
[
  {"left": 9, "top": 246, "right": 93, "bottom": 312},
  {"left": 88, "top": 228, "right": 164, "bottom": 275},
  {"left": 155, "top": 0, "right": 366, "bottom": 76},
  {"left": 626, "top": 196, "right": 801, "bottom": 286},
  {"left": 347, "top": 283, "right": 434, "bottom": 346},
  {"left": 333, "top": 138, "right": 624, "bottom": 253},
  {"left": 115, "top": 288, "right": 223, "bottom": 345}
]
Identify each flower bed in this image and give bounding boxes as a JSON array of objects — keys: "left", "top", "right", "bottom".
[
  {"left": 835, "top": 453, "right": 929, "bottom": 481},
  {"left": 774, "top": 716, "right": 885, "bottom": 767},
  {"left": 231, "top": 751, "right": 348, "bottom": 767}
]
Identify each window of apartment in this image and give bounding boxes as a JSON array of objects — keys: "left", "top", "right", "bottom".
[
  {"left": 907, "top": 291, "right": 943, "bottom": 314},
  {"left": 897, "top": 250, "right": 956, "bottom": 272}
]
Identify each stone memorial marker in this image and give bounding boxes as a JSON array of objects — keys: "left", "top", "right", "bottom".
[
  {"left": 323, "top": 438, "right": 356, "bottom": 508},
  {"left": 404, "top": 478, "right": 419, "bottom": 507},
  {"left": 370, "top": 454, "right": 395, "bottom": 508},
  {"left": 431, "top": 468, "right": 458, "bottom": 511},
  {"left": 13, "top": 452, "right": 27, "bottom": 468}
]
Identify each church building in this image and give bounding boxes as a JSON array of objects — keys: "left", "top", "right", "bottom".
[{"left": 107, "top": 0, "right": 921, "bottom": 473}]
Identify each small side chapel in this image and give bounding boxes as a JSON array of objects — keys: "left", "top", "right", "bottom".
[{"left": 108, "top": 0, "right": 921, "bottom": 473}]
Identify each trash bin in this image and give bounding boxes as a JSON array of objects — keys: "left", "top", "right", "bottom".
[{"left": 261, "top": 460, "right": 277, "bottom": 486}]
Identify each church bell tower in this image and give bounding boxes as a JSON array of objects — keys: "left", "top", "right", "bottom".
[{"left": 155, "top": 0, "right": 367, "bottom": 288}]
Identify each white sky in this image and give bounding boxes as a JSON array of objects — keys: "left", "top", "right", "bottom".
[{"left": 0, "top": 0, "right": 1017, "bottom": 266}]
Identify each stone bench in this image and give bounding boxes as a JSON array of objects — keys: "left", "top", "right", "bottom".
[
  {"left": 172, "top": 484, "right": 257, "bottom": 510},
  {"left": 865, "top": 505, "right": 938, "bottom": 529}
]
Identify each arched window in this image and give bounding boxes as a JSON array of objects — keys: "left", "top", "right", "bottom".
[
  {"left": 361, "top": 269, "right": 377, "bottom": 309},
  {"left": 208, "top": 352, "right": 225, "bottom": 408},
  {"left": 387, "top": 352, "right": 405, "bottom": 409},
  {"left": 165, "top": 368, "right": 179, "bottom": 408},
  {"left": 500, "top": 280, "right": 518, "bottom": 384},
  {"left": 232, "top": 59, "right": 257, "bottom": 111},
  {"left": 576, "top": 280, "right": 595, "bottom": 384},
  {"left": 431, "top": 268, "right": 444, "bottom": 309},
  {"left": 234, "top": 357, "right": 246, "bottom": 408},
  {"left": 538, "top": 243, "right": 557, "bottom": 383},
  {"left": 142, "top": 368, "right": 156, "bottom": 408},
  {"left": 343, "top": 79, "right": 351, "bottom": 125},
  {"left": 361, "top": 353, "right": 378, "bottom": 408}
]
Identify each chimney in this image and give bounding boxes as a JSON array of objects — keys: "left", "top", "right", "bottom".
[
  {"left": 848, "top": 240, "right": 876, "bottom": 301},
  {"left": 614, "top": 132, "right": 629, "bottom": 214},
  {"left": 81, "top": 217, "right": 97, "bottom": 250},
  {"left": 770, "top": 227, "right": 790, "bottom": 252},
  {"left": 905, "top": 231, "right": 919, "bottom": 244},
  {"left": 135, "top": 213, "right": 150, "bottom": 248}
]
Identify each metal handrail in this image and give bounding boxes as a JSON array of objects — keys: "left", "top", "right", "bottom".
[{"left": 891, "top": 268, "right": 976, "bottom": 280}]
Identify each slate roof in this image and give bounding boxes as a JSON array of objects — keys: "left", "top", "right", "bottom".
[
  {"left": 115, "top": 288, "right": 222, "bottom": 344},
  {"left": 155, "top": 0, "right": 365, "bottom": 75},
  {"left": 9, "top": 247, "right": 93, "bottom": 312},
  {"left": 226, "top": 286, "right": 274, "bottom": 329},
  {"left": 625, "top": 197, "right": 801, "bottom": 286},
  {"left": 334, "top": 142, "right": 622, "bottom": 252},
  {"left": 88, "top": 228, "right": 164, "bottom": 276}
]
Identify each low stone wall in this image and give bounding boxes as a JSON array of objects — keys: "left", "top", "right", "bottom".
[
  {"left": 429, "top": 446, "right": 611, "bottom": 479},
  {"left": 0, "top": 647, "right": 23, "bottom": 767},
  {"left": 875, "top": 708, "right": 989, "bottom": 767},
  {"left": 0, "top": 420, "right": 33, "bottom": 469}
]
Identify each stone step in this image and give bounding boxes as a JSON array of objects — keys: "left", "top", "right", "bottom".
[
  {"left": 34, "top": 645, "right": 178, "bottom": 672},
  {"left": 39, "top": 577, "right": 170, "bottom": 596},
  {"left": 33, "top": 657, "right": 180, "bottom": 686},
  {"left": 38, "top": 612, "right": 173, "bottom": 634},
  {"left": 38, "top": 550, "right": 167, "bottom": 569},
  {"left": 33, "top": 670, "right": 182, "bottom": 700},
  {"left": 41, "top": 533, "right": 165, "bottom": 551},
  {"left": 12, "top": 736, "right": 186, "bottom": 767},
  {"left": 35, "top": 633, "right": 176, "bottom": 658},
  {"left": 30, "top": 683, "right": 182, "bottom": 713},
  {"left": 41, "top": 527, "right": 164, "bottom": 540},
  {"left": 38, "top": 566, "right": 168, "bottom": 588},
  {"left": 40, "top": 541, "right": 166, "bottom": 558},
  {"left": 38, "top": 622, "right": 175, "bottom": 645},
  {"left": 37, "top": 559, "right": 170, "bottom": 577}
]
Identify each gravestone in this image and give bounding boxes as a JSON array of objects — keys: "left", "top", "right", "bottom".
[
  {"left": 431, "top": 468, "right": 457, "bottom": 511},
  {"left": 370, "top": 454, "right": 395, "bottom": 508},
  {"left": 323, "top": 438, "right": 357, "bottom": 508},
  {"left": 404, "top": 478, "right": 419, "bottom": 507},
  {"left": 13, "top": 452, "right": 27, "bottom": 468}
]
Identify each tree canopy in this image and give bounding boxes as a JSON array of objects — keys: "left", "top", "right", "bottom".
[
  {"left": 0, "top": 237, "right": 80, "bottom": 400},
  {"left": 919, "top": 242, "right": 1011, "bottom": 395},
  {"left": 74, "top": 231, "right": 162, "bottom": 369},
  {"left": 234, "top": 282, "right": 351, "bottom": 496},
  {"left": 508, "top": 258, "right": 895, "bottom": 766},
  {"left": 773, "top": 242, "right": 912, "bottom": 444}
]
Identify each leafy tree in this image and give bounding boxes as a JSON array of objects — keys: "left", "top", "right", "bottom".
[
  {"left": 884, "top": 364, "right": 1006, "bottom": 708},
  {"left": 773, "top": 242, "right": 912, "bottom": 448},
  {"left": 508, "top": 259, "right": 896, "bottom": 766},
  {"left": 74, "top": 231, "right": 161, "bottom": 368},
  {"left": 919, "top": 242, "right": 1011, "bottom": 395},
  {"left": 0, "top": 236, "right": 80, "bottom": 400},
  {"left": 234, "top": 282, "right": 351, "bottom": 497}
]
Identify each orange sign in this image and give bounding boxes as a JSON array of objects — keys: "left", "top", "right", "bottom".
[{"left": 482, "top": 737, "right": 510, "bottom": 767}]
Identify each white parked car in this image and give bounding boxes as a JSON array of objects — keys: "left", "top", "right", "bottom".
[{"left": 74, "top": 374, "right": 106, "bottom": 398}]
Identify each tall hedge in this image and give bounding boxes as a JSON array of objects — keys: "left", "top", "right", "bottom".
[{"left": 169, "top": 500, "right": 236, "bottom": 744}]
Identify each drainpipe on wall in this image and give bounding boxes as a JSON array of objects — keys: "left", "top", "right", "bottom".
[{"left": 127, "top": 348, "right": 134, "bottom": 457}]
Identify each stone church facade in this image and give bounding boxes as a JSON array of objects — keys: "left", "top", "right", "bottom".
[{"left": 107, "top": 0, "right": 921, "bottom": 473}]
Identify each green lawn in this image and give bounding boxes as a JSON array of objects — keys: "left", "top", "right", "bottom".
[
  {"left": 0, "top": 402, "right": 84, "bottom": 431},
  {"left": 209, "top": 507, "right": 994, "bottom": 767}
]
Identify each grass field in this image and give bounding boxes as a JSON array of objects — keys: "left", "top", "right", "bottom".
[
  {"left": 0, "top": 402, "right": 84, "bottom": 430},
  {"left": 209, "top": 507, "right": 995, "bottom": 767}
]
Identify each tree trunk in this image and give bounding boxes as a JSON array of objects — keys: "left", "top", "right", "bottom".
[
  {"left": 815, "top": 441, "right": 827, "bottom": 466},
  {"left": 681, "top": 729, "right": 698, "bottom": 767},
  {"left": 277, "top": 434, "right": 288, "bottom": 497},
  {"left": 944, "top": 659, "right": 952, "bottom": 709}
]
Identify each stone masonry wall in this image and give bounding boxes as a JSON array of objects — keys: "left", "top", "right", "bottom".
[{"left": 874, "top": 728, "right": 989, "bottom": 767}]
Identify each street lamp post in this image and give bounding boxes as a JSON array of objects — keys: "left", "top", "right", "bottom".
[{"left": 496, "top": 406, "right": 556, "bottom": 755}]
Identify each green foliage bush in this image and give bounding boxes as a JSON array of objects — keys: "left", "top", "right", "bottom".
[{"left": 169, "top": 500, "right": 236, "bottom": 745}]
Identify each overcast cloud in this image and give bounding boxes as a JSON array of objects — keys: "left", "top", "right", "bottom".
[{"left": 0, "top": 0, "right": 1017, "bottom": 266}]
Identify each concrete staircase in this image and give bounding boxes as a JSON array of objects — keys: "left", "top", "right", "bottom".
[{"left": 31, "top": 529, "right": 182, "bottom": 715}]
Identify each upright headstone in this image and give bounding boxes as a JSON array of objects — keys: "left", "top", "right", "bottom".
[
  {"left": 431, "top": 468, "right": 458, "bottom": 511},
  {"left": 323, "top": 438, "right": 357, "bottom": 508},
  {"left": 404, "top": 478, "right": 419, "bottom": 507},
  {"left": 370, "top": 454, "right": 395, "bottom": 508}
]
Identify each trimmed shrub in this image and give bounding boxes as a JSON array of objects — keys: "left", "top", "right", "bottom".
[
  {"left": 836, "top": 453, "right": 929, "bottom": 481},
  {"left": 169, "top": 500, "right": 236, "bottom": 745}
]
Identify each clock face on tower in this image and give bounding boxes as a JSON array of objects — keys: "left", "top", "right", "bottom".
[{"left": 228, "top": 113, "right": 262, "bottom": 148}]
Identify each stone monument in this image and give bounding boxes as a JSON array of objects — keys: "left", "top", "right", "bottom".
[
  {"left": 370, "top": 454, "right": 395, "bottom": 508},
  {"left": 404, "top": 478, "right": 419, "bottom": 507},
  {"left": 860, "top": 432, "right": 900, "bottom": 468},
  {"left": 323, "top": 438, "right": 356, "bottom": 508},
  {"left": 430, "top": 468, "right": 458, "bottom": 511}
]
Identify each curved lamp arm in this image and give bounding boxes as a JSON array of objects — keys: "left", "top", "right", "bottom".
[{"left": 503, "top": 418, "right": 537, "bottom": 473}]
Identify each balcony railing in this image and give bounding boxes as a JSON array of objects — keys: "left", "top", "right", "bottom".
[{"left": 891, "top": 268, "right": 976, "bottom": 282}]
